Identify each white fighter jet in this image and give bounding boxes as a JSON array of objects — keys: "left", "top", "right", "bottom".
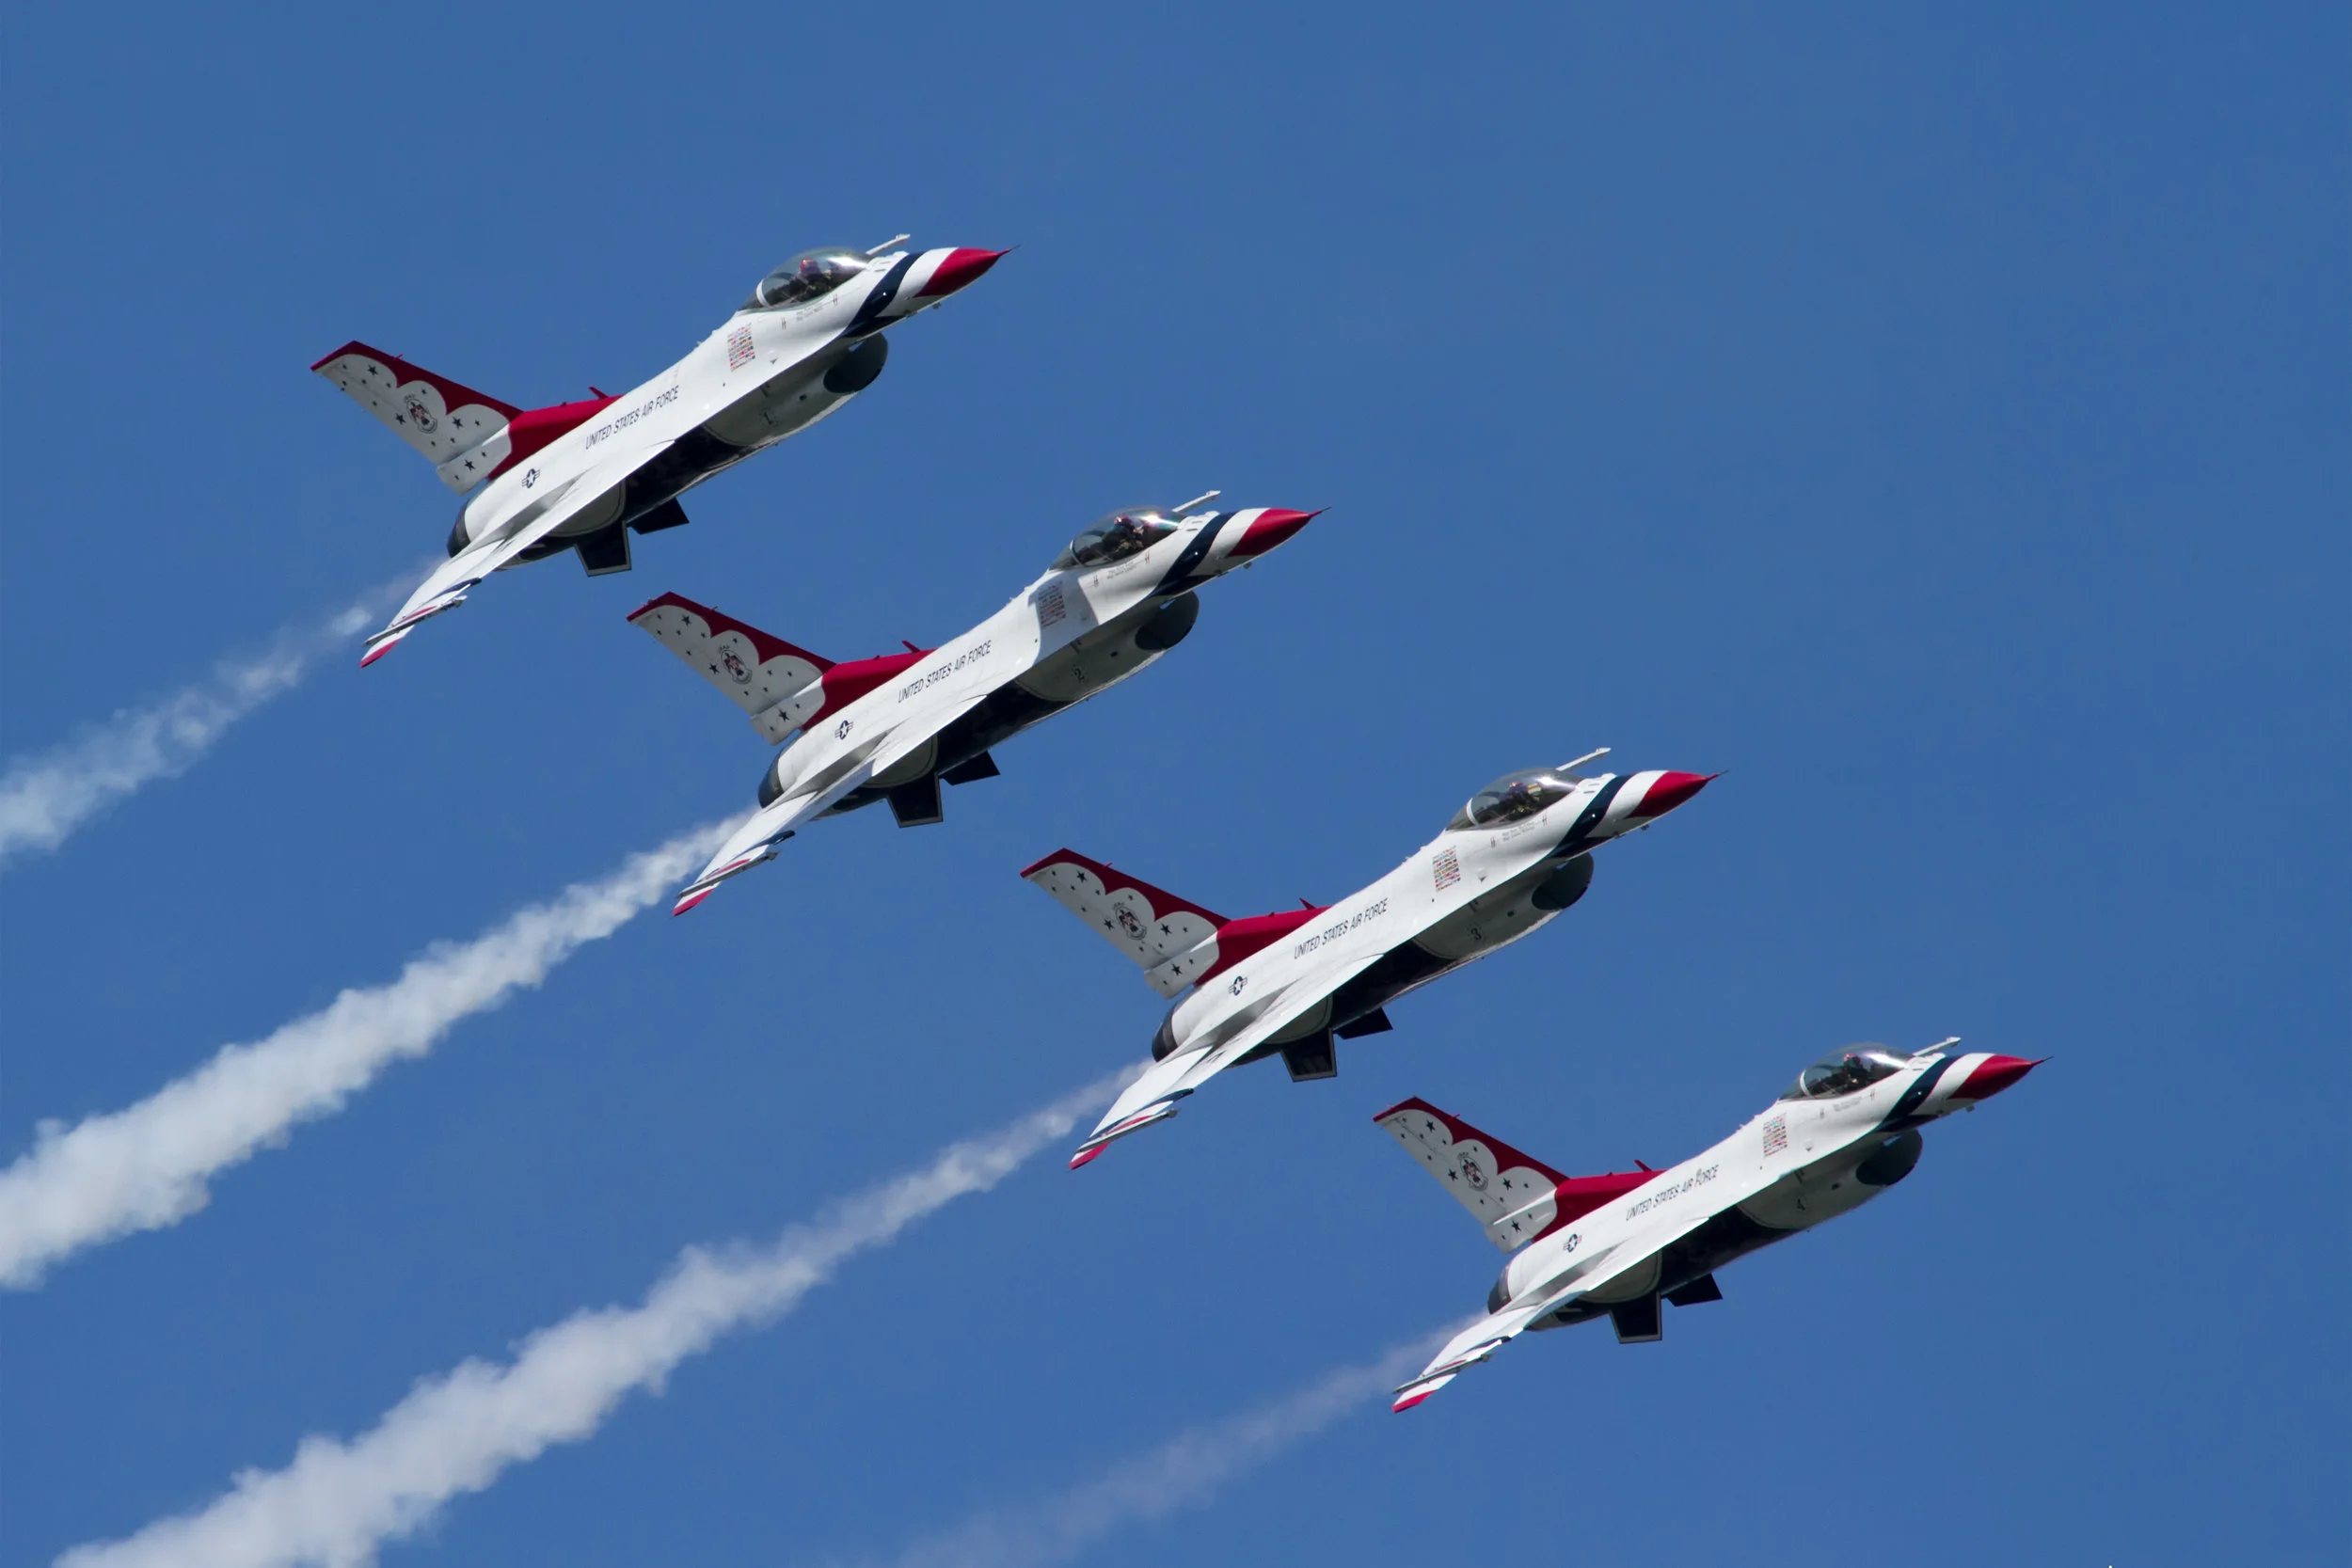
[
  {"left": 1024, "top": 756, "right": 1714, "bottom": 1167},
  {"left": 1381, "top": 1041, "right": 2041, "bottom": 1410},
  {"left": 314, "top": 237, "right": 1004, "bottom": 665},
  {"left": 637, "top": 498, "right": 1319, "bottom": 914}
]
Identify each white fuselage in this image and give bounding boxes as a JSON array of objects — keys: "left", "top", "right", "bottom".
[
  {"left": 1495, "top": 1050, "right": 2008, "bottom": 1323},
  {"left": 1153, "top": 771, "right": 1678, "bottom": 1060},
  {"left": 452, "top": 249, "right": 955, "bottom": 555},
  {"left": 771, "top": 512, "right": 1289, "bottom": 808},
  {"left": 680, "top": 505, "right": 1312, "bottom": 903}
]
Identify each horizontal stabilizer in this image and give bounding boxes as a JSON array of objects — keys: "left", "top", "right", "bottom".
[
  {"left": 1374, "top": 1098, "right": 1570, "bottom": 1253},
  {"left": 1021, "top": 849, "right": 1228, "bottom": 997},
  {"left": 628, "top": 593, "right": 833, "bottom": 742}
]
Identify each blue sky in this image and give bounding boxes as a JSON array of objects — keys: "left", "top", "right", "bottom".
[{"left": 4, "top": 3, "right": 2344, "bottom": 1563}]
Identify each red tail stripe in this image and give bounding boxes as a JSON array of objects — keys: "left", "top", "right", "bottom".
[
  {"left": 486, "top": 393, "right": 620, "bottom": 481},
  {"left": 1192, "top": 905, "right": 1327, "bottom": 985},
  {"left": 310, "top": 340, "right": 523, "bottom": 419},
  {"left": 626, "top": 592, "right": 834, "bottom": 672},
  {"left": 1016, "top": 848, "right": 1230, "bottom": 927}
]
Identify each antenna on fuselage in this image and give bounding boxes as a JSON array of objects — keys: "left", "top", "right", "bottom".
[
  {"left": 1169, "top": 489, "right": 1221, "bottom": 515},
  {"left": 864, "top": 234, "right": 912, "bottom": 258},
  {"left": 1558, "top": 746, "right": 1612, "bottom": 774}
]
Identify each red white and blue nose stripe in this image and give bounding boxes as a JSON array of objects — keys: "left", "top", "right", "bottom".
[
  {"left": 1224, "top": 508, "right": 1320, "bottom": 560},
  {"left": 1602, "top": 769, "right": 1717, "bottom": 828},
  {"left": 1946, "top": 1053, "right": 2042, "bottom": 1101},
  {"left": 907, "top": 246, "right": 1007, "bottom": 299}
]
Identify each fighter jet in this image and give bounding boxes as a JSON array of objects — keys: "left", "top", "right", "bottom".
[
  {"left": 1024, "top": 755, "right": 1714, "bottom": 1167},
  {"left": 638, "top": 497, "right": 1319, "bottom": 914},
  {"left": 1382, "top": 1040, "right": 2041, "bottom": 1410},
  {"left": 314, "top": 237, "right": 1004, "bottom": 665}
]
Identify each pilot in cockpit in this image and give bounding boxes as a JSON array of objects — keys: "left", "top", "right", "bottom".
[
  {"left": 1100, "top": 515, "right": 1152, "bottom": 555},
  {"left": 744, "top": 248, "right": 869, "bottom": 311}
]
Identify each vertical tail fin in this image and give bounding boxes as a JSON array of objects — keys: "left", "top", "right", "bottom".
[
  {"left": 1375, "top": 1098, "right": 1657, "bottom": 1253},
  {"left": 312, "top": 341, "right": 617, "bottom": 493},
  {"left": 1374, "top": 1099, "right": 1569, "bottom": 1252},
  {"left": 1020, "top": 850, "right": 1229, "bottom": 998},
  {"left": 627, "top": 593, "right": 834, "bottom": 743}
]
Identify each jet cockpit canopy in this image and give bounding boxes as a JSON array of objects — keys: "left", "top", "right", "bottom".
[
  {"left": 1053, "top": 506, "right": 1181, "bottom": 570},
  {"left": 744, "top": 248, "right": 869, "bottom": 311},
  {"left": 1447, "top": 768, "right": 1588, "bottom": 832},
  {"left": 1780, "top": 1044, "right": 1912, "bottom": 1101}
]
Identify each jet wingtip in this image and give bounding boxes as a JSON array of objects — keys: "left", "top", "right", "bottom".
[
  {"left": 1391, "top": 1381, "right": 1443, "bottom": 1413},
  {"left": 1068, "top": 1145, "right": 1105, "bottom": 1170}
]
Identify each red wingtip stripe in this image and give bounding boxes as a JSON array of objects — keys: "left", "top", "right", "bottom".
[
  {"left": 1017, "top": 847, "right": 1230, "bottom": 926},
  {"left": 624, "top": 591, "right": 833, "bottom": 670},
  {"left": 309, "top": 341, "right": 524, "bottom": 419},
  {"left": 1391, "top": 1389, "right": 1434, "bottom": 1412},
  {"left": 1069, "top": 1146, "right": 1104, "bottom": 1169}
]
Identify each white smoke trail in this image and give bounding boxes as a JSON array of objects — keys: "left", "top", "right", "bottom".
[
  {"left": 0, "top": 573, "right": 416, "bottom": 865},
  {"left": 847, "top": 1332, "right": 1447, "bottom": 1568},
  {"left": 56, "top": 1072, "right": 1131, "bottom": 1568},
  {"left": 0, "top": 817, "right": 742, "bottom": 1289}
]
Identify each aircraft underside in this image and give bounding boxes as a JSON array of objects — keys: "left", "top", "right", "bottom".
[
  {"left": 1226, "top": 852, "right": 1602, "bottom": 1081},
  {"left": 821, "top": 682, "right": 1066, "bottom": 825},
  {"left": 505, "top": 339, "right": 892, "bottom": 573},
  {"left": 1530, "top": 1207, "right": 1787, "bottom": 1338},
  {"left": 815, "top": 593, "right": 1202, "bottom": 827}
]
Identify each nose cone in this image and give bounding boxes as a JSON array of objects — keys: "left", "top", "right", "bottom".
[
  {"left": 1627, "top": 770, "right": 1716, "bottom": 820},
  {"left": 1226, "top": 507, "right": 1322, "bottom": 561},
  {"left": 915, "top": 247, "right": 1008, "bottom": 298},
  {"left": 1950, "top": 1054, "right": 2042, "bottom": 1101}
]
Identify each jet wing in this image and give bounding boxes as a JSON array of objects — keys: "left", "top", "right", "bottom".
[
  {"left": 1069, "top": 951, "right": 1389, "bottom": 1169},
  {"left": 1391, "top": 1291, "right": 1584, "bottom": 1412},
  {"left": 669, "top": 772, "right": 868, "bottom": 914},
  {"left": 360, "top": 442, "right": 676, "bottom": 666},
  {"left": 672, "top": 690, "right": 993, "bottom": 914}
]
